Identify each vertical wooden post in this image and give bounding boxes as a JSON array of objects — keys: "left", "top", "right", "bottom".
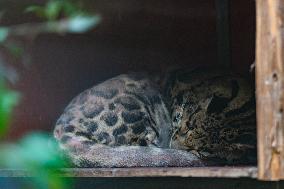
[
  {"left": 256, "top": 0, "right": 284, "bottom": 181},
  {"left": 215, "top": 0, "right": 231, "bottom": 68}
]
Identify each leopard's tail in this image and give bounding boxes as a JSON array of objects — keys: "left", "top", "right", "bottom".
[{"left": 63, "top": 145, "right": 206, "bottom": 168}]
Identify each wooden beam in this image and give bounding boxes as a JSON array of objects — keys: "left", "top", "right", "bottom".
[
  {"left": 256, "top": 0, "right": 284, "bottom": 181},
  {"left": 0, "top": 167, "right": 257, "bottom": 178}
]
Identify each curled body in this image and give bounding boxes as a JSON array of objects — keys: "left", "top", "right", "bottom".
[
  {"left": 54, "top": 73, "right": 205, "bottom": 167},
  {"left": 54, "top": 68, "right": 256, "bottom": 167}
]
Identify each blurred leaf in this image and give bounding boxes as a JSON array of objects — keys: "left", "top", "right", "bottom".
[
  {"left": 0, "top": 82, "right": 20, "bottom": 137},
  {"left": 0, "top": 133, "right": 68, "bottom": 168},
  {"left": 0, "top": 133, "right": 71, "bottom": 189},
  {"left": 45, "top": 1, "right": 63, "bottom": 21},
  {"left": 67, "top": 15, "right": 100, "bottom": 33},
  {"left": 0, "top": 27, "right": 9, "bottom": 43},
  {"left": 20, "top": 134, "right": 67, "bottom": 168},
  {"left": 25, "top": 5, "right": 42, "bottom": 13},
  {"left": 25, "top": 5, "right": 46, "bottom": 19},
  {"left": 4, "top": 43, "right": 24, "bottom": 58},
  {"left": 25, "top": 0, "right": 88, "bottom": 21},
  {"left": 62, "top": 1, "right": 82, "bottom": 16}
]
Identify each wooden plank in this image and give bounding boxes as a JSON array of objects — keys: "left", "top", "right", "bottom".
[
  {"left": 0, "top": 167, "right": 257, "bottom": 178},
  {"left": 256, "top": 0, "right": 284, "bottom": 181}
]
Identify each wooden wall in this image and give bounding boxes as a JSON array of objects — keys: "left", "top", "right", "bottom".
[{"left": 256, "top": 0, "right": 284, "bottom": 180}]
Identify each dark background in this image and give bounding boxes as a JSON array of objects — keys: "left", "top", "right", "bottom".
[{"left": 0, "top": 0, "right": 255, "bottom": 140}]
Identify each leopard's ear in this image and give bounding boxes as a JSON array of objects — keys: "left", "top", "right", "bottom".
[{"left": 124, "top": 70, "right": 164, "bottom": 89}]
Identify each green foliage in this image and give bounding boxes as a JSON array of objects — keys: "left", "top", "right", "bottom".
[
  {"left": 0, "top": 1, "right": 99, "bottom": 188},
  {"left": 25, "top": 0, "right": 100, "bottom": 34},
  {"left": 25, "top": 0, "right": 87, "bottom": 21},
  {"left": 0, "top": 27, "right": 8, "bottom": 42},
  {"left": 0, "top": 80, "right": 70, "bottom": 189},
  {"left": 0, "top": 0, "right": 100, "bottom": 44},
  {"left": 0, "top": 133, "right": 71, "bottom": 189},
  {"left": 0, "top": 80, "right": 20, "bottom": 138},
  {"left": 67, "top": 15, "right": 100, "bottom": 33},
  {"left": 3, "top": 42, "right": 24, "bottom": 58}
]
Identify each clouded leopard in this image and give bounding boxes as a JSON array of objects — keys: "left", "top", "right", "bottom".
[{"left": 53, "top": 68, "right": 256, "bottom": 167}]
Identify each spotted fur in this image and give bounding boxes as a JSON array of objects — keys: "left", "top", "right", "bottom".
[
  {"left": 54, "top": 68, "right": 256, "bottom": 167},
  {"left": 166, "top": 67, "right": 256, "bottom": 165},
  {"left": 53, "top": 73, "right": 204, "bottom": 167}
]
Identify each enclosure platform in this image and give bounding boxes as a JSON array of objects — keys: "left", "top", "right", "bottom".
[{"left": 0, "top": 167, "right": 257, "bottom": 178}]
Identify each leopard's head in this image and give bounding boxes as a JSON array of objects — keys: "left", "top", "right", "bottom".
[{"left": 168, "top": 68, "right": 256, "bottom": 163}]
